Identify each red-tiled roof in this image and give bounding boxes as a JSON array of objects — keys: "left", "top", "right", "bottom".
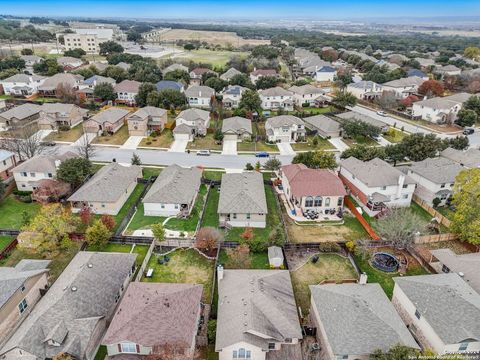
[{"left": 282, "top": 163, "right": 347, "bottom": 197}]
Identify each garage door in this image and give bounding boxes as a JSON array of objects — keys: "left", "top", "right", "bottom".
[
  {"left": 224, "top": 134, "right": 238, "bottom": 141},
  {"left": 174, "top": 133, "right": 190, "bottom": 141}
]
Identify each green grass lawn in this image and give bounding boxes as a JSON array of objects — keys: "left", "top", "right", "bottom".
[
  {"left": 92, "top": 125, "right": 130, "bottom": 145},
  {"left": 94, "top": 345, "right": 107, "bottom": 360},
  {"left": 218, "top": 249, "right": 270, "bottom": 269},
  {"left": 44, "top": 124, "right": 84, "bottom": 142},
  {"left": 142, "top": 167, "right": 162, "bottom": 179},
  {"left": 0, "top": 236, "right": 14, "bottom": 252},
  {"left": 87, "top": 243, "right": 150, "bottom": 265},
  {"left": 436, "top": 206, "right": 454, "bottom": 220},
  {"left": 139, "top": 129, "right": 174, "bottom": 148},
  {"left": 0, "top": 195, "right": 41, "bottom": 229},
  {"left": 187, "top": 134, "right": 222, "bottom": 151},
  {"left": 127, "top": 184, "right": 207, "bottom": 233},
  {"left": 202, "top": 186, "right": 220, "bottom": 228},
  {"left": 295, "top": 106, "right": 335, "bottom": 115},
  {"left": 343, "top": 136, "right": 378, "bottom": 147},
  {"left": 170, "top": 48, "right": 249, "bottom": 67},
  {"left": 409, "top": 202, "right": 449, "bottom": 232},
  {"left": 202, "top": 170, "right": 225, "bottom": 182},
  {"left": 383, "top": 127, "right": 407, "bottom": 143},
  {"left": 291, "top": 135, "right": 335, "bottom": 151},
  {"left": 237, "top": 140, "right": 279, "bottom": 152},
  {"left": 142, "top": 248, "right": 215, "bottom": 303},
  {"left": 291, "top": 253, "right": 357, "bottom": 316}
]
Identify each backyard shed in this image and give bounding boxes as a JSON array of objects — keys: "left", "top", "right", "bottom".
[{"left": 268, "top": 246, "right": 284, "bottom": 268}]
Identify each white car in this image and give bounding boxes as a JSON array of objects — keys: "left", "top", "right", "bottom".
[
  {"left": 376, "top": 110, "right": 387, "bottom": 117},
  {"left": 196, "top": 150, "right": 211, "bottom": 156}
]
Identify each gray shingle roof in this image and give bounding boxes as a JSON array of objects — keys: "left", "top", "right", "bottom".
[
  {"left": 114, "top": 80, "right": 141, "bottom": 93},
  {"left": 89, "top": 107, "right": 129, "bottom": 125},
  {"left": 1, "top": 74, "right": 45, "bottom": 83},
  {"left": 348, "top": 81, "right": 382, "bottom": 91},
  {"left": 259, "top": 87, "right": 293, "bottom": 97},
  {"left": 336, "top": 111, "right": 387, "bottom": 129},
  {"left": 393, "top": 273, "right": 480, "bottom": 345},
  {"left": 162, "top": 63, "right": 188, "bottom": 74},
  {"left": 215, "top": 270, "right": 302, "bottom": 351},
  {"left": 340, "top": 157, "right": 416, "bottom": 187},
  {"left": 129, "top": 106, "right": 166, "bottom": 121},
  {"left": 405, "top": 157, "right": 463, "bottom": 184},
  {"left": 142, "top": 164, "right": 202, "bottom": 205},
  {"left": 185, "top": 85, "right": 215, "bottom": 98},
  {"left": 440, "top": 147, "right": 480, "bottom": 169},
  {"left": 0, "top": 149, "right": 13, "bottom": 162},
  {"left": 38, "top": 73, "right": 83, "bottom": 91},
  {"left": 13, "top": 151, "right": 77, "bottom": 174},
  {"left": 0, "top": 103, "right": 42, "bottom": 121},
  {"left": 266, "top": 115, "right": 304, "bottom": 129},
  {"left": 220, "top": 67, "right": 242, "bottom": 80},
  {"left": 218, "top": 172, "right": 268, "bottom": 214},
  {"left": 288, "top": 84, "right": 325, "bottom": 96},
  {"left": 303, "top": 114, "right": 341, "bottom": 133},
  {"left": 310, "top": 283, "right": 418, "bottom": 356},
  {"left": 0, "top": 252, "right": 137, "bottom": 359},
  {"left": 221, "top": 116, "right": 252, "bottom": 135},
  {"left": 68, "top": 163, "right": 142, "bottom": 203},
  {"left": 176, "top": 108, "right": 210, "bottom": 123},
  {"left": 414, "top": 93, "right": 471, "bottom": 111},
  {"left": 383, "top": 76, "right": 424, "bottom": 88}
]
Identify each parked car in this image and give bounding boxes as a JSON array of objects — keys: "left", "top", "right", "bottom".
[
  {"left": 376, "top": 110, "right": 387, "bottom": 117},
  {"left": 41, "top": 141, "right": 56, "bottom": 147},
  {"left": 463, "top": 128, "right": 475, "bottom": 135},
  {"left": 197, "top": 150, "right": 211, "bottom": 156},
  {"left": 255, "top": 152, "right": 270, "bottom": 158}
]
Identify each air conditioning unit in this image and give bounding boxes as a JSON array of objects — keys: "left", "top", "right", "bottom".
[{"left": 311, "top": 343, "right": 321, "bottom": 351}]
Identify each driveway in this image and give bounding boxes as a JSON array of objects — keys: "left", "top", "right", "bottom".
[
  {"left": 328, "top": 137, "right": 349, "bottom": 152},
  {"left": 277, "top": 142, "right": 296, "bottom": 155},
  {"left": 168, "top": 139, "right": 188, "bottom": 152},
  {"left": 121, "top": 136, "right": 144, "bottom": 150},
  {"left": 376, "top": 136, "right": 391, "bottom": 147},
  {"left": 222, "top": 139, "right": 237, "bottom": 155},
  {"left": 32, "top": 129, "right": 53, "bottom": 141},
  {"left": 71, "top": 132, "right": 96, "bottom": 147}
]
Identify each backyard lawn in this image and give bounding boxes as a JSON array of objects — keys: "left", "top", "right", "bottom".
[
  {"left": 139, "top": 129, "right": 174, "bottom": 148},
  {"left": 296, "top": 106, "right": 336, "bottom": 115},
  {"left": 383, "top": 127, "right": 407, "bottom": 143},
  {"left": 142, "top": 167, "right": 162, "bottom": 179},
  {"left": 169, "top": 48, "right": 249, "bottom": 67},
  {"left": 87, "top": 243, "right": 150, "bottom": 265},
  {"left": 142, "top": 248, "right": 215, "bottom": 303},
  {"left": 343, "top": 136, "right": 378, "bottom": 147},
  {"left": 92, "top": 125, "right": 130, "bottom": 145},
  {"left": 291, "top": 135, "right": 335, "bottom": 151},
  {"left": 94, "top": 346, "right": 107, "bottom": 360},
  {"left": 44, "top": 124, "right": 84, "bottom": 142},
  {"left": 291, "top": 253, "right": 357, "bottom": 316},
  {"left": 218, "top": 249, "right": 270, "bottom": 269},
  {"left": 187, "top": 134, "right": 222, "bottom": 151},
  {"left": 0, "top": 236, "right": 14, "bottom": 252},
  {"left": 0, "top": 195, "right": 41, "bottom": 229},
  {"left": 201, "top": 186, "right": 220, "bottom": 228},
  {"left": 202, "top": 170, "right": 225, "bottom": 182}
]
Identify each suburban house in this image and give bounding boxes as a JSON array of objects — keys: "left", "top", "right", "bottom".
[
  {"left": 0, "top": 252, "right": 137, "bottom": 360},
  {"left": 102, "top": 282, "right": 203, "bottom": 359},
  {"left": 440, "top": 147, "right": 480, "bottom": 169},
  {"left": 155, "top": 80, "right": 185, "bottom": 93},
  {"left": 57, "top": 56, "right": 83, "bottom": 71},
  {"left": 0, "top": 74, "right": 46, "bottom": 97},
  {"left": 430, "top": 249, "right": 480, "bottom": 294},
  {"left": 77, "top": 75, "right": 116, "bottom": 100},
  {"left": 189, "top": 68, "right": 216, "bottom": 85},
  {"left": 249, "top": 69, "right": 278, "bottom": 84},
  {"left": 401, "top": 157, "right": 463, "bottom": 206},
  {"left": 114, "top": 80, "right": 141, "bottom": 106},
  {"left": 12, "top": 151, "right": 77, "bottom": 191},
  {"left": 37, "top": 73, "right": 84, "bottom": 97},
  {"left": 0, "top": 260, "right": 50, "bottom": 347},
  {"left": 220, "top": 67, "right": 242, "bottom": 81},
  {"left": 68, "top": 163, "right": 142, "bottom": 215},
  {"left": 382, "top": 76, "right": 425, "bottom": 99},
  {"left": 142, "top": 164, "right": 202, "bottom": 217},
  {"left": 221, "top": 116, "right": 252, "bottom": 141},
  {"left": 288, "top": 84, "right": 326, "bottom": 106},
  {"left": 116, "top": 62, "right": 131, "bottom": 71},
  {"left": 265, "top": 115, "right": 306, "bottom": 143},
  {"left": 162, "top": 63, "right": 188, "bottom": 75},
  {"left": 412, "top": 93, "right": 471, "bottom": 124},
  {"left": 336, "top": 111, "right": 389, "bottom": 133},
  {"left": 0, "top": 150, "right": 16, "bottom": 180},
  {"left": 407, "top": 69, "right": 428, "bottom": 79},
  {"left": 415, "top": 57, "right": 436, "bottom": 69},
  {"left": 221, "top": 85, "right": 247, "bottom": 109},
  {"left": 392, "top": 273, "right": 480, "bottom": 354},
  {"left": 216, "top": 269, "right": 303, "bottom": 360},
  {"left": 37, "top": 103, "right": 88, "bottom": 130},
  {"left": 20, "top": 55, "right": 42, "bottom": 69},
  {"left": 84, "top": 107, "right": 130, "bottom": 134},
  {"left": 259, "top": 87, "right": 294, "bottom": 111},
  {"left": 0, "top": 103, "right": 42, "bottom": 131},
  {"left": 434, "top": 65, "right": 462, "bottom": 78},
  {"left": 303, "top": 114, "right": 342, "bottom": 138},
  {"left": 185, "top": 85, "right": 215, "bottom": 108},
  {"left": 346, "top": 81, "right": 383, "bottom": 100},
  {"left": 339, "top": 157, "right": 416, "bottom": 211},
  {"left": 309, "top": 283, "right": 418, "bottom": 360},
  {"left": 314, "top": 65, "right": 337, "bottom": 82},
  {"left": 218, "top": 172, "right": 267, "bottom": 228},
  {"left": 127, "top": 106, "right": 167, "bottom": 136},
  {"left": 280, "top": 163, "right": 347, "bottom": 216},
  {"left": 174, "top": 108, "right": 210, "bottom": 140}
]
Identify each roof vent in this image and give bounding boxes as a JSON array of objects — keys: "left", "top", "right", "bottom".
[
  {"left": 459, "top": 272, "right": 465, "bottom": 277},
  {"left": 71, "top": 286, "right": 77, "bottom": 292},
  {"left": 87, "top": 263, "right": 93, "bottom": 268}
]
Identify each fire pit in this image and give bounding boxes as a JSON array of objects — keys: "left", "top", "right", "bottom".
[{"left": 371, "top": 252, "right": 399, "bottom": 272}]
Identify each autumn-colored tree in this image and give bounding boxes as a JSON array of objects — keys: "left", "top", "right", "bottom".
[
  {"left": 52, "top": 353, "right": 74, "bottom": 360},
  {"left": 400, "top": 95, "right": 419, "bottom": 108},
  {"left": 85, "top": 219, "right": 111, "bottom": 248},
  {"left": 151, "top": 223, "right": 165, "bottom": 242},
  {"left": 226, "top": 244, "right": 251, "bottom": 268},
  {"left": 195, "top": 227, "right": 223, "bottom": 252},
  {"left": 418, "top": 80, "right": 444, "bottom": 97},
  {"left": 144, "top": 344, "right": 189, "bottom": 360},
  {"left": 467, "top": 79, "right": 480, "bottom": 94},
  {"left": 240, "top": 227, "right": 254, "bottom": 241},
  {"left": 100, "top": 215, "right": 116, "bottom": 231},
  {"left": 79, "top": 206, "right": 93, "bottom": 225}
]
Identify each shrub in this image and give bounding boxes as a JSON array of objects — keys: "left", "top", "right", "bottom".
[
  {"left": 207, "top": 320, "right": 217, "bottom": 343},
  {"left": 146, "top": 141, "right": 152, "bottom": 145},
  {"left": 58, "top": 124, "right": 70, "bottom": 132},
  {"left": 318, "top": 242, "right": 341, "bottom": 253},
  {"left": 13, "top": 189, "right": 32, "bottom": 196},
  {"left": 432, "top": 197, "right": 441, "bottom": 208},
  {"left": 345, "top": 240, "right": 356, "bottom": 252}
]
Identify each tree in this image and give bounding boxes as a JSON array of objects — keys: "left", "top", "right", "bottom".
[
  {"left": 255, "top": 76, "right": 281, "bottom": 90},
  {"left": 64, "top": 48, "right": 86, "bottom": 58},
  {"left": 464, "top": 46, "right": 480, "bottom": 61},
  {"left": 400, "top": 95, "right": 419, "bottom": 108},
  {"left": 0, "top": 124, "right": 47, "bottom": 160},
  {"left": 331, "top": 90, "right": 357, "bottom": 108},
  {"left": 268, "top": 224, "right": 285, "bottom": 247},
  {"left": 418, "top": 80, "right": 444, "bottom": 97},
  {"left": 341, "top": 145, "right": 386, "bottom": 161},
  {"left": 100, "top": 215, "right": 116, "bottom": 231},
  {"left": 462, "top": 95, "right": 480, "bottom": 119},
  {"left": 195, "top": 227, "right": 223, "bottom": 252},
  {"left": 129, "top": 61, "right": 162, "bottom": 83},
  {"left": 184, "top": 43, "right": 195, "bottom": 51},
  {"left": 255, "top": 161, "right": 261, "bottom": 171},
  {"left": 75, "top": 132, "right": 97, "bottom": 160},
  {"left": 85, "top": 220, "right": 111, "bottom": 248},
  {"left": 375, "top": 91, "right": 398, "bottom": 110},
  {"left": 135, "top": 82, "right": 157, "bottom": 107},
  {"left": 229, "top": 73, "right": 252, "bottom": 88},
  {"left": 225, "top": 244, "right": 251, "bottom": 268},
  {"left": 21, "top": 48, "right": 34, "bottom": 55},
  {"left": 79, "top": 206, "right": 93, "bottom": 226},
  {"left": 131, "top": 153, "right": 142, "bottom": 165},
  {"left": 264, "top": 157, "right": 282, "bottom": 171},
  {"left": 369, "top": 344, "right": 421, "bottom": 360},
  {"left": 292, "top": 151, "right": 337, "bottom": 169},
  {"left": 103, "top": 65, "right": 128, "bottom": 82},
  {"left": 451, "top": 168, "right": 480, "bottom": 245},
  {"left": 57, "top": 157, "right": 92, "bottom": 187},
  {"left": 376, "top": 207, "right": 424, "bottom": 249},
  {"left": 151, "top": 223, "right": 165, "bottom": 242},
  {"left": 52, "top": 353, "right": 74, "bottom": 360},
  {"left": 334, "top": 71, "right": 353, "bottom": 89},
  {"left": 239, "top": 89, "right": 262, "bottom": 112},
  {"left": 443, "top": 135, "right": 469, "bottom": 151},
  {"left": 93, "top": 82, "right": 116, "bottom": 101},
  {"left": 164, "top": 69, "right": 190, "bottom": 85},
  {"left": 147, "top": 89, "right": 186, "bottom": 109},
  {"left": 127, "top": 31, "right": 142, "bottom": 42},
  {"left": 342, "top": 120, "right": 381, "bottom": 140},
  {"left": 205, "top": 77, "right": 227, "bottom": 92},
  {"left": 385, "top": 144, "right": 406, "bottom": 166},
  {"left": 33, "top": 58, "right": 62, "bottom": 76},
  {"left": 245, "top": 163, "right": 254, "bottom": 171},
  {"left": 99, "top": 41, "right": 124, "bottom": 56},
  {"left": 398, "top": 133, "right": 445, "bottom": 162}
]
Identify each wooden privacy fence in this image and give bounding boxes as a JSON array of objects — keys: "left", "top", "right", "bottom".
[
  {"left": 412, "top": 195, "right": 452, "bottom": 228},
  {"left": 0, "top": 238, "right": 18, "bottom": 261},
  {"left": 414, "top": 233, "right": 458, "bottom": 244},
  {"left": 135, "top": 240, "right": 155, "bottom": 282},
  {"left": 344, "top": 197, "right": 381, "bottom": 241}
]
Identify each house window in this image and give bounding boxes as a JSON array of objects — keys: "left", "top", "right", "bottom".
[
  {"left": 314, "top": 196, "right": 322, "bottom": 207},
  {"left": 415, "top": 309, "right": 421, "bottom": 319},
  {"left": 440, "top": 183, "right": 446, "bottom": 188},
  {"left": 238, "top": 348, "right": 246, "bottom": 358},
  {"left": 402, "top": 184, "right": 408, "bottom": 188},
  {"left": 175, "top": 204, "right": 179, "bottom": 209},
  {"left": 268, "top": 343, "right": 276, "bottom": 350},
  {"left": 21, "top": 284, "right": 26, "bottom": 292},
  {"left": 246, "top": 213, "right": 250, "bottom": 220},
  {"left": 305, "top": 196, "right": 314, "bottom": 207},
  {"left": 459, "top": 343, "right": 469, "bottom": 351},
  {"left": 161, "top": 204, "right": 165, "bottom": 209},
  {"left": 233, "top": 351, "right": 237, "bottom": 359},
  {"left": 325, "top": 197, "right": 330, "bottom": 206},
  {"left": 442, "top": 264, "right": 450, "bottom": 273},
  {"left": 30, "top": 172, "right": 35, "bottom": 177},
  {"left": 337, "top": 198, "right": 343, "bottom": 206},
  {"left": 233, "top": 213, "right": 237, "bottom": 219},
  {"left": 121, "top": 343, "right": 137, "bottom": 353},
  {"left": 402, "top": 194, "right": 409, "bottom": 199},
  {"left": 18, "top": 299, "right": 28, "bottom": 314},
  {"left": 381, "top": 186, "right": 387, "bottom": 190},
  {"left": 21, "top": 172, "right": 27, "bottom": 177}
]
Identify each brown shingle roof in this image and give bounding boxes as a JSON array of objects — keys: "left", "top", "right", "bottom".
[
  {"left": 251, "top": 69, "right": 277, "bottom": 76},
  {"left": 114, "top": 80, "right": 141, "bottom": 93}
]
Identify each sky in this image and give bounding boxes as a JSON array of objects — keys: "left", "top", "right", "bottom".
[{"left": 1, "top": 0, "right": 480, "bottom": 20}]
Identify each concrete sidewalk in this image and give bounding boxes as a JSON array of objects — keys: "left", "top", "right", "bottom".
[{"left": 328, "top": 137, "right": 349, "bottom": 152}]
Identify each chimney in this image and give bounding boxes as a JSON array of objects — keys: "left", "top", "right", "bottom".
[
  {"left": 199, "top": 91, "right": 202, "bottom": 97},
  {"left": 217, "top": 265, "right": 224, "bottom": 284},
  {"left": 396, "top": 173, "right": 405, "bottom": 199},
  {"left": 359, "top": 272, "right": 368, "bottom": 285},
  {"left": 55, "top": 160, "right": 62, "bottom": 169}
]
